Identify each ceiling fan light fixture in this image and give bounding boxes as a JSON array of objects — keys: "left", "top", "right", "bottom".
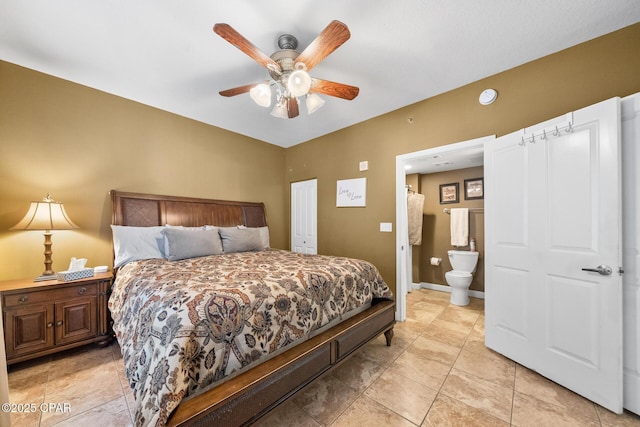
[
  {"left": 270, "top": 98, "right": 289, "bottom": 119},
  {"left": 287, "top": 70, "right": 312, "bottom": 97},
  {"left": 249, "top": 83, "right": 272, "bottom": 107},
  {"left": 214, "top": 21, "right": 359, "bottom": 120},
  {"left": 306, "top": 93, "right": 325, "bottom": 114}
]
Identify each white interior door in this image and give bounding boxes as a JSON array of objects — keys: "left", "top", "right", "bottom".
[
  {"left": 622, "top": 93, "right": 640, "bottom": 415},
  {"left": 484, "top": 97, "right": 623, "bottom": 413},
  {"left": 291, "top": 179, "right": 317, "bottom": 254}
]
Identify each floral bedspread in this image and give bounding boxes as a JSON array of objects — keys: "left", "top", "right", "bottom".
[{"left": 108, "top": 249, "right": 392, "bottom": 426}]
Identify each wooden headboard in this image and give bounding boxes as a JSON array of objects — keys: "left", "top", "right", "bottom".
[{"left": 111, "top": 190, "right": 267, "bottom": 228}]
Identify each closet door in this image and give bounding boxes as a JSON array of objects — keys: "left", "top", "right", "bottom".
[
  {"left": 485, "top": 97, "right": 623, "bottom": 413},
  {"left": 291, "top": 179, "right": 318, "bottom": 254}
]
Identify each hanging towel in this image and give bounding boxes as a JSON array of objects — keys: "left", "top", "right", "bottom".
[
  {"left": 450, "top": 208, "right": 469, "bottom": 246},
  {"left": 407, "top": 193, "right": 425, "bottom": 245}
]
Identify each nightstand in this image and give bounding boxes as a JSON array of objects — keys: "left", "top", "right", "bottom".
[{"left": 0, "top": 271, "right": 113, "bottom": 364}]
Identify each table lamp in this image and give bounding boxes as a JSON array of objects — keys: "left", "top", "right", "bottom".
[{"left": 10, "top": 194, "right": 79, "bottom": 281}]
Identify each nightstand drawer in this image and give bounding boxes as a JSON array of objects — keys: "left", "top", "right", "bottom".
[{"left": 3, "top": 283, "right": 98, "bottom": 308}]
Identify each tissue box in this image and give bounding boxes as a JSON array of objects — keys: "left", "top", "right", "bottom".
[{"left": 57, "top": 268, "right": 94, "bottom": 282}]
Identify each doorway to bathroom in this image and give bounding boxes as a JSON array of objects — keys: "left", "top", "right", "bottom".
[{"left": 395, "top": 135, "right": 494, "bottom": 321}]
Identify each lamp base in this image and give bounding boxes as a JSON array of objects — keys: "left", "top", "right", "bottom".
[{"left": 34, "top": 274, "right": 57, "bottom": 282}]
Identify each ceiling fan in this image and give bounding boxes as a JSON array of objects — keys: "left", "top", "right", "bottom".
[{"left": 213, "top": 20, "right": 359, "bottom": 119}]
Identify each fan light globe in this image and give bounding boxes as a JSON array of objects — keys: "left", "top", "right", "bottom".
[
  {"left": 270, "top": 100, "right": 289, "bottom": 119},
  {"left": 250, "top": 83, "right": 271, "bottom": 107},
  {"left": 288, "top": 70, "right": 312, "bottom": 97},
  {"left": 306, "top": 94, "right": 325, "bottom": 114}
]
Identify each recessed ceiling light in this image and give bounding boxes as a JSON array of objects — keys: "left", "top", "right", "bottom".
[{"left": 434, "top": 161, "right": 452, "bottom": 167}]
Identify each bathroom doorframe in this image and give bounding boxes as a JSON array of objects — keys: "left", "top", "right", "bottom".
[{"left": 395, "top": 135, "right": 494, "bottom": 321}]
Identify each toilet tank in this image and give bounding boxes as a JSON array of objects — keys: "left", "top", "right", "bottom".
[{"left": 447, "top": 250, "right": 479, "bottom": 272}]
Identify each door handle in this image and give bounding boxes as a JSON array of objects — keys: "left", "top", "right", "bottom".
[{"left": 581, "top": 265, "right": 612, "bottom": 276}]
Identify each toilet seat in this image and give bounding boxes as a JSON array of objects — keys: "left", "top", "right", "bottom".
[{"left": 445, "top": 270, "right": 472, "bottom": 279}]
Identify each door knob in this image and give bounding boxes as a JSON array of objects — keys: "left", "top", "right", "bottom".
[{"left": 581, "top": 265, "right": 612, "bottom": 276}]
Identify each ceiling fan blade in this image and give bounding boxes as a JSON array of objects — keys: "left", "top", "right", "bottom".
[
  {"left": 214, "top": 23, "right": 281, "bottom": 74},
  {"left": 294, "top": 20, "right": 351, "bottom": 71},
  {"left": 219, "top": 83, "right": 259, "bottom": 97},
  {"left": 287, "top": 97, "right": 299, "bottom": 118},
  {"left": 310, "top": 78, "right": 359, "bottom": 100}
]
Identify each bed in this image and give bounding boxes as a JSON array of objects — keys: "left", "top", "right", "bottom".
[{"left": 109, "top": 190, "right": 396, "bottom": 427}]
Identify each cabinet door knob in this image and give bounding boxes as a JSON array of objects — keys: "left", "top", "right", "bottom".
[
  {"left": 78, "top": 287, "right": 87, "bottom": 295},
  {"left": 18, "top": 295, "right": 28, "bottom": 303},
  {"left": 56, "top": 320, "right": 63, "bottom": 326},
  {"left": 47, "top": 322, "right": 53, "bottom": 328}
]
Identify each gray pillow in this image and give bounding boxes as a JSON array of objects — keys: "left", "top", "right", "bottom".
[
  {"left": 164, "top": 228, "right": 223, "bottom": 261},
  {"left": 164, "top": 224, "right": 205, "bottom": 255},
  {"left": 219, "top": 227, "right": 264, "bottom": 253}
]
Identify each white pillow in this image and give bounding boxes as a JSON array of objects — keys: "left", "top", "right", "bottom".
[
  {"left": 164, "top": 228, "right": 223, "bottom": 261},
  {"left": 257, "top": 226, "right": 270, "bottom": 249},
  {"left": 111, "top": 225, "right": 166, "bottom": 268}
]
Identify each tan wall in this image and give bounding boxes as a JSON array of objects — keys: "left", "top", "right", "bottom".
[
  {"left": 0, "top": 62, "right": 287, "bottom": 280},
  {"left": 285, "top": 23, "right": 640, "bottom": 296},
  {"left": 2, "top": 23, "right": 640, "bottom": 292},
  {"left": 419, "top": 167, "right": 485, "bottom": 291}
]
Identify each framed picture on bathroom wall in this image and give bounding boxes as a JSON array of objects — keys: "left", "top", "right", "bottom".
[
  {"left": 464, "top": 178, "right": 484, "bottom": 200},
  {"left": 439, "top": 182, "right": 459, "bottom": 204}
]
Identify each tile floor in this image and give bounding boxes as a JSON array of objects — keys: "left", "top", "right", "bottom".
[{"left": 7, "top": 289, "right": 640, "bottom": 426}]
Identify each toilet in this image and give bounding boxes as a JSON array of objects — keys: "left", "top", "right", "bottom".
[{"left": 445, "top": 250, "right": 479, "bottom": 306}]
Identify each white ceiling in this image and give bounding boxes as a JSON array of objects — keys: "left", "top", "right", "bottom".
[
  {"left": 2, "top": 1, "right": 639, "bottom": 148},
  {"left": 405, "top": 145, "right": 486, "bottom": 175}
]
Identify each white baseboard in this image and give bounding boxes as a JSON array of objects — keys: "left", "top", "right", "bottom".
[{"left": 412, "top": 282, "right": 485, "bottom": 300}]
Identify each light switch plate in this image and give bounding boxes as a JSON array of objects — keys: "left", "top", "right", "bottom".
[
  {"left": 359, "top": 161, "right": 369, "bottom": 171},
  {"left": 380, "top": 222, "right": 392, "bottom": 232}
]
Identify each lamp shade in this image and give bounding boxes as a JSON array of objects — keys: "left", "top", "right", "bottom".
[
  {"left": 10, "top": 195, "right": 78, "bottom": 280},
  {"left": 11, "top": 196, "right": 78, "bottom": 231}
]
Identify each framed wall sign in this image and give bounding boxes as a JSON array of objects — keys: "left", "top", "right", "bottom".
[
  {"left": 464, "top": 178, "right": 484, "bottom": 200},
  {"left": 337, "top": 178, "right": 367, "bottom": 207},
  {"left": 439, "top": 182, "right": 459, "bottom": 204}
]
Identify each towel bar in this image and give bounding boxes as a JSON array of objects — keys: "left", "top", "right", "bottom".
[{"left": 443, "top": 208, "right": 484, "bottom": 214}]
